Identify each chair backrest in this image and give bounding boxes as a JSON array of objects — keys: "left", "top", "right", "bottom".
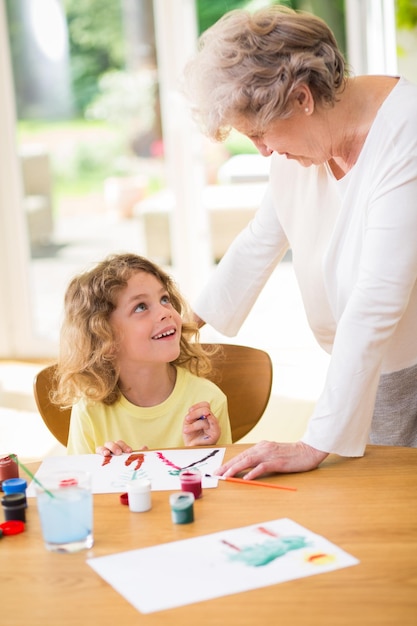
[
  {"left": 202, "top": 343, "right": 272, "bottom": 442},
  {"left": 33, "top": 364, "right": 71, "bottom": 447},
  {"left": 33, "top": 344, "right": 273, "bottom": 446}
]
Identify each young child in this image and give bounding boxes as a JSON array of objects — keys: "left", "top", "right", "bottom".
[{"left": 51, "top": 253, "right": 232, "bottom": 456}]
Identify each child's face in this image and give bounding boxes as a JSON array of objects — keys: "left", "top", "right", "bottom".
[{"left": 109, "top": 271, "right": 182, "bottom": 366}]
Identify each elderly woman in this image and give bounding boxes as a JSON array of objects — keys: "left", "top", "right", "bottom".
[{"left": 183, "top": 6, "right": 417, "bottom": 478}]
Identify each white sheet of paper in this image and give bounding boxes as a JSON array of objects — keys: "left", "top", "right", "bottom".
[
  {"left": 87, "top": 517, "right": 359, "bottom": 614},
  {"left": 26, "top": 448, "right": 225, "bottom": 496}
]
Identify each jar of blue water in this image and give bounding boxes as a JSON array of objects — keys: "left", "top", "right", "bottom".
[{"left": 35, "top": 471, "right": 94, "bottom": 553}]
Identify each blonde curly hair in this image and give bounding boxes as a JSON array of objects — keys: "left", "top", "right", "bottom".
[
  {"left": 183, "top": 5, "right": 347, "bottom": 141},
  {"left": 52, "top": 253, "right": 217, "bottom": 407}
]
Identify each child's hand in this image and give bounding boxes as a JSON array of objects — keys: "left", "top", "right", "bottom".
[
  {"left": 182, "top": 402, "right": 221, "bottom": 446},
  {"left": 96, "top": 441, "right": 148, "bottom": 457}
]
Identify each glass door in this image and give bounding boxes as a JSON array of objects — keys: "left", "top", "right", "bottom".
[{"left": 0, "top": 0, "right": 165, "bottom": 358}]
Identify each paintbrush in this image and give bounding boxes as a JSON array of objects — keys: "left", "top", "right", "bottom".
[
  {"left": 205, "top": 473, "right": 297, "bottom": 492},
  {"left": 10, "top": 453, "right": 55, "bottom": 498}
]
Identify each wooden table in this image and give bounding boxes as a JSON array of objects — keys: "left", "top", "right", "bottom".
[{"left": 1, "top": 445, "right": 416, "bottom": 626}]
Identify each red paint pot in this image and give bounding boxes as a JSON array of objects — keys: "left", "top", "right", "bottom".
[
  {"left": 0, "top": 455, "right": 19, "bottom": 489},
  {"left": 179, "top": 468, "right": 202, "bottom": 499}
]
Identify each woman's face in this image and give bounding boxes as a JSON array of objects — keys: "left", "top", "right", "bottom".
[
  {"left": 233, "top": 108, "right": 331, "bottom": 168},
  {"left": 109, "top": 271, "right": 182, "bottom": 367}
]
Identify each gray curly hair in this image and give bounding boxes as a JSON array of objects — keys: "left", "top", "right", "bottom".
[{"left": 183, "top": 5, "right": 347, "bottom": 141}]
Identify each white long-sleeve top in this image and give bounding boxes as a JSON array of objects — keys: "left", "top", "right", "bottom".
[{"left": 194, "top": 77, "right": 417, "bottom": 456}]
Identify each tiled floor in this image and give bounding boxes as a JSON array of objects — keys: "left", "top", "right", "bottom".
[{"left": 1, "top": 210, "right": 329, "bottom": 462}]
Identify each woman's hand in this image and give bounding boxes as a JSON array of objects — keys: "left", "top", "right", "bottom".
[
  {"left": 183, "top": 401, "right": 220, "bottom": 446},
  {"left": 96, "top": 440, "right": 148, "bottom": 457},
  {"left": 215, "top": 440, "right": 328, "bottom": 479}
]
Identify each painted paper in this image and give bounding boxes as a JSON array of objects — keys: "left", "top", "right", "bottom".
[
  {"left": 26, "top": 448, "right": 225, "bottom": 495},
  {"left": 87, "top": 517, "right": 359, "bottom": 613}
]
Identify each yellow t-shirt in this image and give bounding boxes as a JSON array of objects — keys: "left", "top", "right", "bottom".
[{"left": 67, "top": 366, "right": 231, "bottom": 454}]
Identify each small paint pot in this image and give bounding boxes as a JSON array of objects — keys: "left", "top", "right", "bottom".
[
  {"left": 0, "top": 520, "right": 25, "bottom": 536},
  {"left": 119, "top": 492, "right": 129, "bottom": 506},
  {"left": 2, "top": 478, "right": 27, "bottom": 508},
  {"left": 1, "top": 493, "right": 26, "bottom": 522},
  {"left": 2, "top": 478, "right": 27, "bottom": 494},
  {"left": 126, "top": 479, "right": 152, "bottom": 512},
  {"left": 169, "top": 492, "right": 195, "bottom": 524},
  {"left": 0, "top": 454, "right": 19, "bottom": 489},
  {"left": 179, "top": 468, "right": 202, "bottom": 499}
]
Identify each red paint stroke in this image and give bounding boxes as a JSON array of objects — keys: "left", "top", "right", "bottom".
[
  {"left": 257, "top": 526, "right": 279, "bottom": 538},
  {"left": 156, "top": 451, "right": 181, "bottom": 471},
  {"left": 101, "top": 456, "right": 112, "bottom": 466},
  {"left": 221, "top": 539, "right": 241, "bottom": 552},
  {"left": 125, "top": 453, "right": 145, "bottom": 471},
  {"left": 307, "top": 553, "right": 329, "bottom": 562}
]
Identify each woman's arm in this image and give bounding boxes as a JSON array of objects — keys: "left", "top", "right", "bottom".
[{"left": 193, "top": 185, "right": 289, "bottom": 336}]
